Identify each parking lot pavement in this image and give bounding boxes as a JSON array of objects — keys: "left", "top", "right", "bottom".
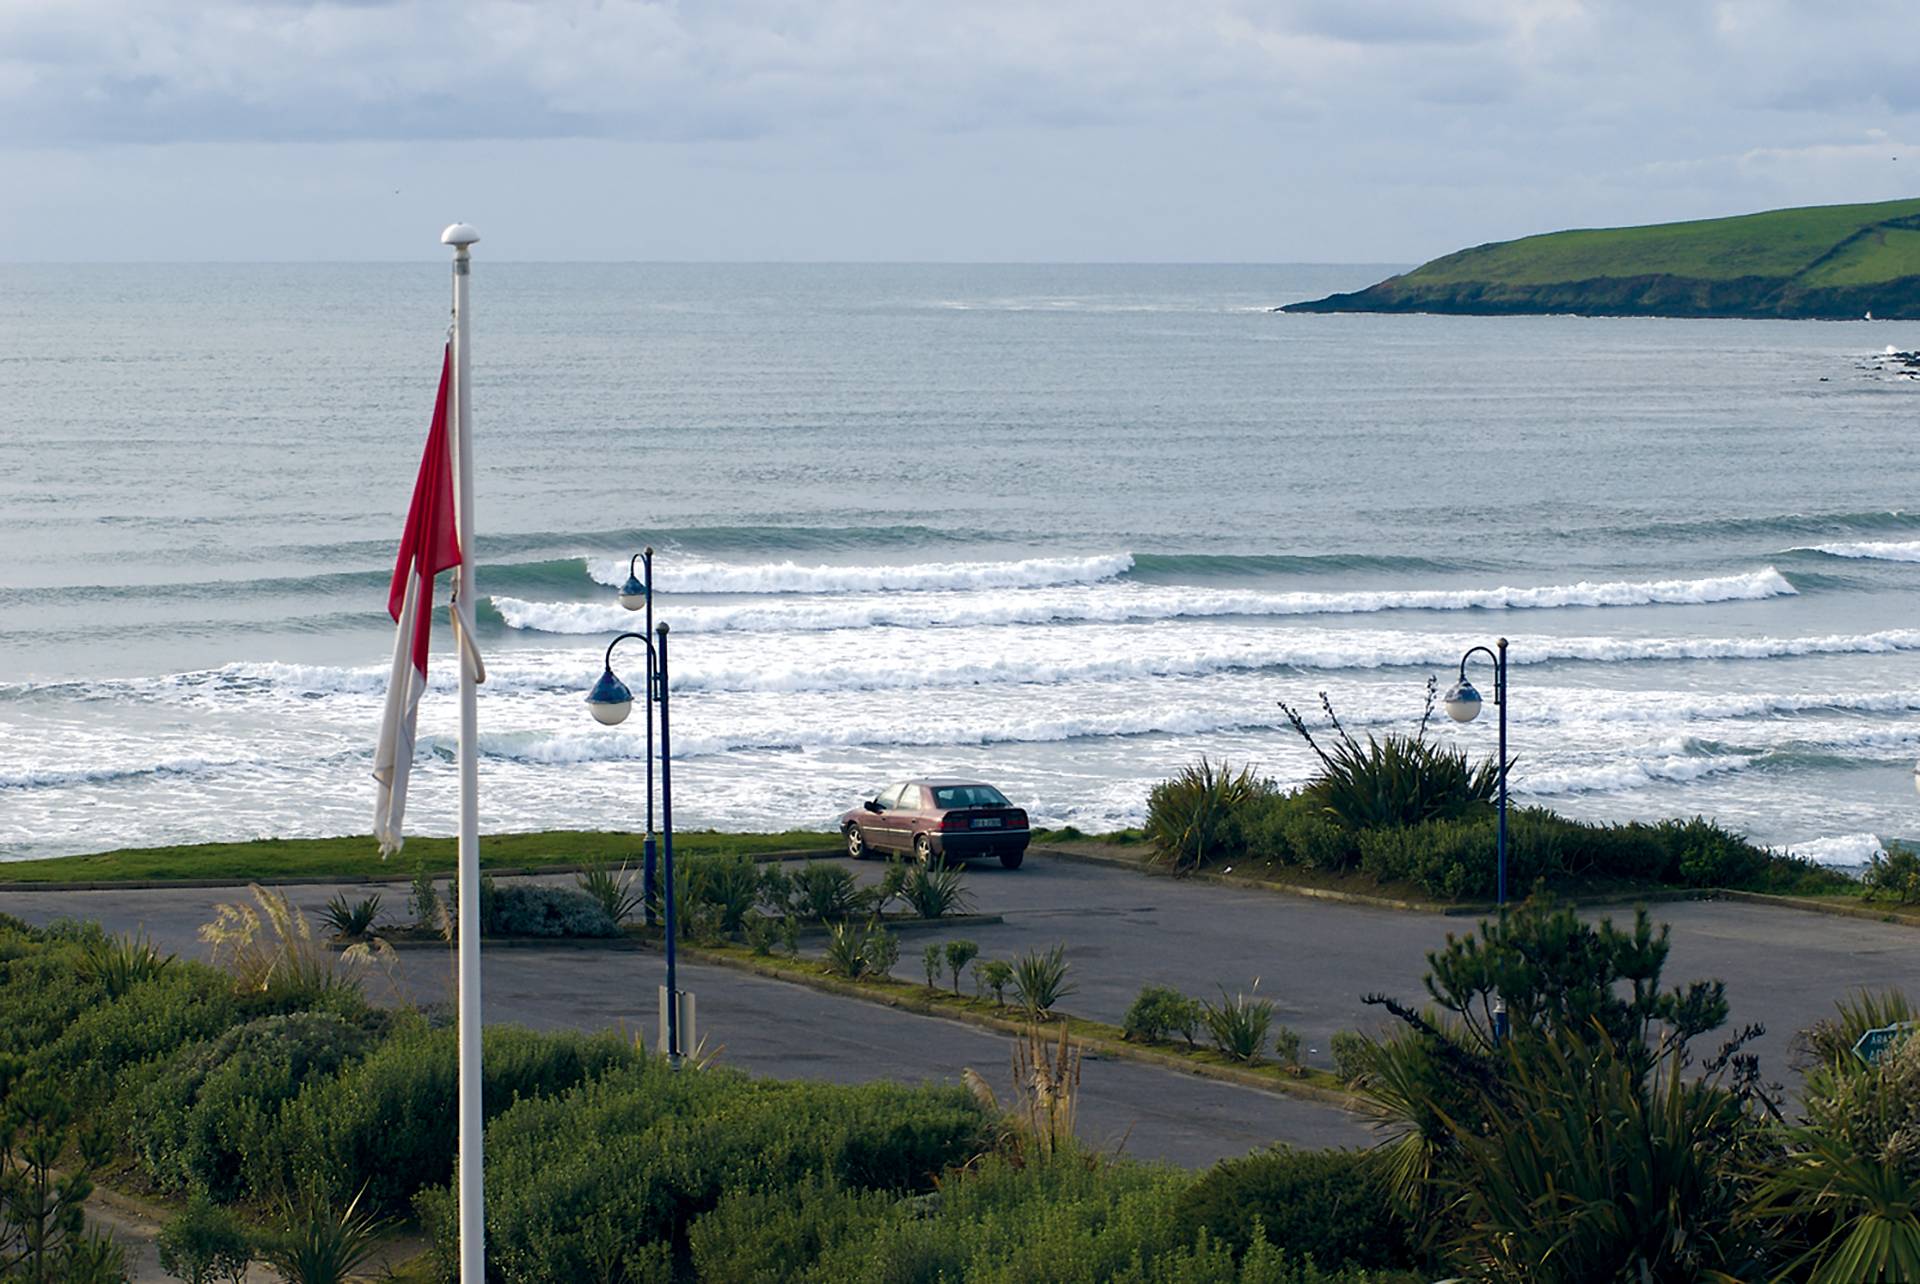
[
  {"left": 836, "top": 852, "right": 1920, "bottom": 1078},
  {"left": 0, "top": 882, "right": 1370, "bottom": 1168}
]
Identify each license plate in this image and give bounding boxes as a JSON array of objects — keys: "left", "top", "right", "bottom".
[{"left": 972, "top": 818, "right": 1003, "bottom": 828}]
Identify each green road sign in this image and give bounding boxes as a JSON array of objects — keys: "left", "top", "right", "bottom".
[{"left": 1853, "top": 1021, "right": 1918, "bottom": 1066}]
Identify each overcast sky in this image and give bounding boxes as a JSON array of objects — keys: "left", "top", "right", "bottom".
[{"left": 2, "top": 0, "right": 1916, "bottom": 262}]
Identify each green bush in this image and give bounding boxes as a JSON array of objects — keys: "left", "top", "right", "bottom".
[
  {"left": 465, "top": 1064, "right": 991, "bottom": 1283},
  {"left": 685, "top": 852, "right": 762, "bottom": 933},
  {"left": 157, "top": 1194, "right": 253, "bottom": 1284},
  {"left": 1272, "top": 1025, "right": 1304, "bottom": 1072},
  {"left": 488, "top": 884, "right": 618, "bottom": 938},
  {"left": 34, "top": 963, "right": 242, "bottom": 1106},
  {"left": 1328, "top": 1031, "right": 1372, "bottom": 1086},
  {"left": 1658, "top": 816, "right": 1768, "bottom": 888},
  {"left": 686, "top": 1179, "right": 896, "bottom": 1283},
  {"left": 1172, "top": 1147, "right": 1415, "bottom": 1271},
  {"left": 125, "top": 1010, "right": 379, "bottom": 1201},
  {"left": 944, "top": 940, "right": 979, "bottom": 994},
  {"left": 1145, "top": 759, "right": 1268, "bottom": 871},
  {"left": 1862, "top": 842, "right": 1920, "bottom": 905},
  {"left": 1123, "top": 985, "right": 1202, "bottom": 1046},
  {"left": 0, "top": 932, "right": 106, "bottom": 1056},
  {"left": 277, "top": 1021, "right": 639, "bottom": 1211},
  {"left": 1242, "top": 793, "right": 1356, "bottom": 872},
  {"left": 790, "top": 862, "right": 862, "bottom": 921}
]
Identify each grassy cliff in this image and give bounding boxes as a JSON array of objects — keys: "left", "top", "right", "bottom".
[{"left": 1287, "top": 198, "right": 1920, "bottom": 319}]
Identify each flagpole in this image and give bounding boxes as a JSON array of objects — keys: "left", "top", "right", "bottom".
[{"left": 441, "top": 220, "right": 484, "bottom": 1284}]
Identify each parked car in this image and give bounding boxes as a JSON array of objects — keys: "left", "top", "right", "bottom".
[{"left": 839, "top": 778, "right": 1031, "bottom": 869}]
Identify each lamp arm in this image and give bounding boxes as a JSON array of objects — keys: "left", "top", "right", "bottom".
[
  {"left": 1457, "top": 643, "right": 1507, "bottom": 706},
  {"left": 629, "top": 551, "right": 643, "bottom": 582},
  {"left": 604, "top": 631, "right": 656, "bottom": 676}
]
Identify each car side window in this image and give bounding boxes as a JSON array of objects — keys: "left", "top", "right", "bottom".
[
  {"left": 874, "top": 784, "right": 903, "bottom": 810},
  {"left": 896, "top": 785, "right": 923, "bottom": 812}
]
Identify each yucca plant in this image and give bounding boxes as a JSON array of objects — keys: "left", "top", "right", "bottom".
[
  {"left": 318, "top": 892, "right": 382, "bottom": 941},
  {"left": 1143, "top": 757, "right": 1266, "bottom": 871},
  {"left": 1201, "top": 984, "right": 1274, "bottom": 1062},
  {"left": 1010, "top": 945, "right": 1074, "bottom": 1017},
  {"left": 902, "top": 864, "right": 972, "bottom": 919},
  {"left": 1795, "top": 988, "right": 1916, "bottom": 1069},
  {"left": 792, "top": 861, "right": 862, "bottom": 922},
  {"left": 261, "top": 1185, "right": 386, "bottom": 1284},
  {"left": 1281, "top": 682, "right": 1501, "bottom": 831},
  {"left": 823, "top": 918, "right": 895, "bottom": 980},
  {"left": 576, "top": 862, "right": 644, "bottom": 926},
  {"left": 76, "top": 928, "right": 173, "bottom": 997}
]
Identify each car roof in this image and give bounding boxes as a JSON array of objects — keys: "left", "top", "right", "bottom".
[{"left": 909, "top": 777, "right": 997, "bottom": 789}]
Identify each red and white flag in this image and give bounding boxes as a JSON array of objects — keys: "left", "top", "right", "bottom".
[{"left": 373, "top": 347, "right": 477, "bottom": 854}]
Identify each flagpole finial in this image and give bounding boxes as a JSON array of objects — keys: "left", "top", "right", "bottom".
[{"left": 441, "top": 223, "right": 480, "bottom": 248}]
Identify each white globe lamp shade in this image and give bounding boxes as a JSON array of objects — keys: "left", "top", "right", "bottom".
[
  {"left": 618, "top": 572, "right": 648, "bottom": 611},
  {"left": 1442, "top": 679, "right": 1483, "bottom": 723},
  {"left": 585, "top": 669, "right": 634, "bottom": 725}
]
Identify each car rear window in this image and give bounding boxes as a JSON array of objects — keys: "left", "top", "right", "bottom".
[{"left": 932, "top": 785, "right": 1010, "bottom": 809}]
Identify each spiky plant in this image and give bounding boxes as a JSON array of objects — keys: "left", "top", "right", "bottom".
[
  {"left": 76, "top": 928, "right": 173, "bottom": 998},
  {"left": 1201, "top": 984, "right": 1274, "bottom": 1062},
  {"left": 318, "top": 892, "right": 382, "bottom": 941},
  {"left": 261, "top": 1185, "right": 386, "bottom": 1284},
  {"left": 1281, "top": 681, "right": 1501, "bottom": 831},
  {"left": 1143, "top": 758, "right": 1266, "bottom": 871},
  {"left": 902, "top": 864, "right": 972, "bottom": 919},
  {"left": 576, "top": 862, "right": 644, "bottom": 926},
  {"left": 1010, "top": 945, "right": 1074, "bottom": 1018}
]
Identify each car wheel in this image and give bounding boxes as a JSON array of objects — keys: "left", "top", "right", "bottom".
[
  {"left": 999, "top": 849, "right": 1024, "bottom": 870},
  {"left": 913, "top": 833, "right": 937, "bottom": 867},
  {"left": 846, "top": 824, "right": 868, "bottom": 859}
]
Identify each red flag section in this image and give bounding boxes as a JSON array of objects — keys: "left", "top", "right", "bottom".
[{"left": 388, "top": 346, "right": 463, "bottom": 675}]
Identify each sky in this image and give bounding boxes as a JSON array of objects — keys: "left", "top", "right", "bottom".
[{"left": 2, "top": 0, "right": 1917, "bottom": 262}]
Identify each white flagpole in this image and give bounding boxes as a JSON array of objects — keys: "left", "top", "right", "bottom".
[{"left": 440, "top": 220, "right": 484, "bottom": 1284}]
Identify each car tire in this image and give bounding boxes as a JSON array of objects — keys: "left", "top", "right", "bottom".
[
  {"left": 913, "top": 833, "right": 938, "bottom": 867},
  {"left": 999, "top": 849, "right": 1024, "bottom": 870},
  {"left": 846, "top": 824, "right": 869, "bottom": 860}
]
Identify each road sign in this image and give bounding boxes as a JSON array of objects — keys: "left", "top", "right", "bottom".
[{"left": 1853, "top": 1021, "right": 1918, "bottom": 1066}]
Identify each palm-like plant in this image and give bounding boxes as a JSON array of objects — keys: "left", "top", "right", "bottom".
[
  {"left": 76, "top": 928, "right": 173, "bottom": 997},
  {"left": 1281, "top": 682, "right": 1501, "bottom": 831},
  {"left": 902, "top": 864, "right": 972, "bottom": 919},
  {"left": 576, "top": 863, "right": 643, "bottom": 926},
  {"left": 1143, "top": 758, "right": 1266, "bottom": 871},
  {"left": 262, "top": 1185, "right": 386, "bottom": 1284},
  {"left": 318, "top": 892, "right": 382, "bottom": 941},
  {"left": 1010, "top": 945, "right": 1074, "bottom": 1017},
  {"left": 1200, "top": 985, "right": 1274, "bottom": 1062}
]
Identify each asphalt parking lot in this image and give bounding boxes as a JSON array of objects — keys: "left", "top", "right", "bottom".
[{"left": 6, "top": 850, "right": 1914, "bottom": 1165}]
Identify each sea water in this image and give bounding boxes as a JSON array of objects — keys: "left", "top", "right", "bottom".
[{"left": 2, "top": 262, "right": 1916, "bottom": 862}]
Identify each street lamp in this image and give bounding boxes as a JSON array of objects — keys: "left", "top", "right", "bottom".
[
  {"left": 1443, "top": 637, "right": 1510, "bottom": 909},
  {"left": 616, "top": 549, "right": 658, "bottom": 923},
  {"left": 584, "top": 621, "right": 683, "bottom": 1064}
]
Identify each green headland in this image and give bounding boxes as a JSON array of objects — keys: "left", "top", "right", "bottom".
[{"left": 1287, "top": 197, "right": 1920, "bottom": 319}]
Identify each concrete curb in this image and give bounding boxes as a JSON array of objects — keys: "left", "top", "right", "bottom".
[
  {"left": 686, "top": 944, "right": 1365, "bottom": 1113},
  {"left": 0, "top": 847, "right": 844, "bottom": 894},
  {"left": 352, "top": 912, "right": 1007, "bottom": 952}
]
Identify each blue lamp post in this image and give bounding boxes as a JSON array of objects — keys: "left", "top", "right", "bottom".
[
  {"left": 616, "top": 548, "right": 658, "bottom": 924},
  {"left": 1442, "top": 637, "right": 1510, "bottom": 909},
  {"left": 584, "top": 621, "right": 681, "bottom": 1064}
]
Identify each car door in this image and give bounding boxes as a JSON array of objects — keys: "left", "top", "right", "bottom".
[
  {"left": 890, "top": 784, "right": 927, "bottom": 852},
  {"left": 868, "top": 783, "right": 907, "bottom": 852}
]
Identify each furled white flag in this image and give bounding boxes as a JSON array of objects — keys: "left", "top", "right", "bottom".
[{"left": 373, "top": 347, "right": 482, "bottom": 854}]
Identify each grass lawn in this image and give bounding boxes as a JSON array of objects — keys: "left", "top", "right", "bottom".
[{"left": 0, "top": 829, "right": 840, "bottom": 886}]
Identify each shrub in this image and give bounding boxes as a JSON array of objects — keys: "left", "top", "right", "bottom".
[
  {"left": 261, "top": 1186, "right": 386, "bottom": 1284},
  {"left": 277, "top": 1021, "right": 638, "bottom": 1211},
  {"left": 408, "top": 863, "right": 439, "bottom": 928},
  {"left": 745, "top": 915, "right": 777, "bottom": 956},
  {"left": 922, "top": 943, "right": 942, "bottom": 990},
  {"left": 0, "top": 936, "right": 105, "bottom": 1057},
  {"left": 36, "top": 963, "right": 241, "bottom": 1106},
  {"left": 465, "top": 1063, "right": 992, "bottom": 1283},
  {"left": 1122, "top": 985, "right": 1202, "bottom": 1046},
  {"left": 1202, "top": 986, "right": 1274, "bottom": 1062},
  {"left": 125, "top": 1010, "right": 379, "bottom": 1201},
  {"left": 1242, "top": 792, "right": 1357, "bottom": 872},
  {"left": 1010, "top": 946, "right": 1074, "bottom": 1017},
  {"left": 77, "top": 929, "right": 174, "bottom": 998},
  {"left": 792, "top": 862, "right": 862, "bottom": 922},
  {"left": 1329, "top": 1030, "right": 1372, "bottom": 1085},
  {"left": 869, "top": 860, "right": 910, "bottom": 917},
  {"left": 978, "top": 959, "right": 1014, "bottom": 1007},
  {"left": 1172, "top": 1147, "right": 1415, "bottom": 1271},
  {"left": 823, "top": 919, "right": 896, "bottom": 980},
  {"left": 157, "top": 1194, "right": 253, "bottom": 1284},
  {"left": 902, "top": 864, "right": 973, "bottom": 919},
  {"left": 944, "top": 940, "right": 979, "bottom": 994},
  {"left": 685, "top": 852, "right": 762, "bottom": 933},
  {"left": 1272, "top": 1024, "right": 1304, "bottom": 1072},
  {"left": 1282, "top": 688, "right": 1500, "bottom": 831},
  {"left": 576, "top": 862, "right": 644, "bottom": 925},
  {"left": 687, "top": 1179, "right": 895, "bottom": 1284},
  {"left": 488, "top": 885, "right": 618, "bottom": 938},
  {"left": 1659, "top": 816, "right": 1768, "bottom": 888},
  {"left": 1862, "top": 842, "right": 1920, "bottom": 905},
  {"left": 318, "top": 893, "right": 382, "bottom": 941},
  {"left": 1144, "top": 758, "right": 1267, "bottom": 871},
  {"left": 1356, "top": 817, "right": 1493, "bottom": 898}
]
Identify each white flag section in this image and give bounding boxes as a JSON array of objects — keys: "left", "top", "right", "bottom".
[{"left": 371, "top": 345, "right": 466, "bottom": 857}]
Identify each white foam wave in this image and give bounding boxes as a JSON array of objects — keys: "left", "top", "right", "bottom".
[
  {"left": 1519, "top": 751, "right": 1760, "bottom": 797},
  {"left": 584, "top": 552, "right": 1137, "bottom": 595},
  {"left": 1779, "top": 832, "right": 1885, "bottom": 868},
  {"left": 0, "top": 756, "right": 246, "bottom": 791},
  {"left": 1793, "top": 540, "right": 1920, "bottom": 563},
  {"left": 493, "top": 567, "right": 1796, "bottom": 635}
]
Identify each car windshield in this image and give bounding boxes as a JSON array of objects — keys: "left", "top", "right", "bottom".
[{"left": 932, "top": 784, "right": 1010, "bottom": 809}]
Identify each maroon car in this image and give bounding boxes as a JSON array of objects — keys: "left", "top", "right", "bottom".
[{"left": 840, "top": 778, "right": 1030, "bottom": 868}]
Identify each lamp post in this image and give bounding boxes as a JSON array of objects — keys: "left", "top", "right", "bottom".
[
  {"left": 584, "top": 622, "right": 681, "bottom": 1064},
  {"left": 1442, "top": 638, "right": 1510, "bottom": 908},
  {"left": 616, "top": 548, "right": 657, "bottom": 924}
]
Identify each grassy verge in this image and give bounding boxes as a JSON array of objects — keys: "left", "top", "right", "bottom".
[
  {"left": 0, "top": 829, "right": 839, "bottom": 887},
  {"left": 686, "top": 940, "right": 1363, "bottom": 1110}
]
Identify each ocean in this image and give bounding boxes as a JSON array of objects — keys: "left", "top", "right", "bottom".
[{"left": 2, "top": 262, "right": 1917, "bottom": 863}]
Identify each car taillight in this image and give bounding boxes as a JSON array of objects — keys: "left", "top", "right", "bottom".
[
  {"left": 941, "top": 815, "right": 969, "bottom": 831},
  {"left": 1013, "top": 810, "right": 1028, "bottom": 828}
]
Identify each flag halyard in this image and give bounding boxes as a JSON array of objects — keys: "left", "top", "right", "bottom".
[{"left": 373, "top": 347, "right": 463, "bottom": 856}]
